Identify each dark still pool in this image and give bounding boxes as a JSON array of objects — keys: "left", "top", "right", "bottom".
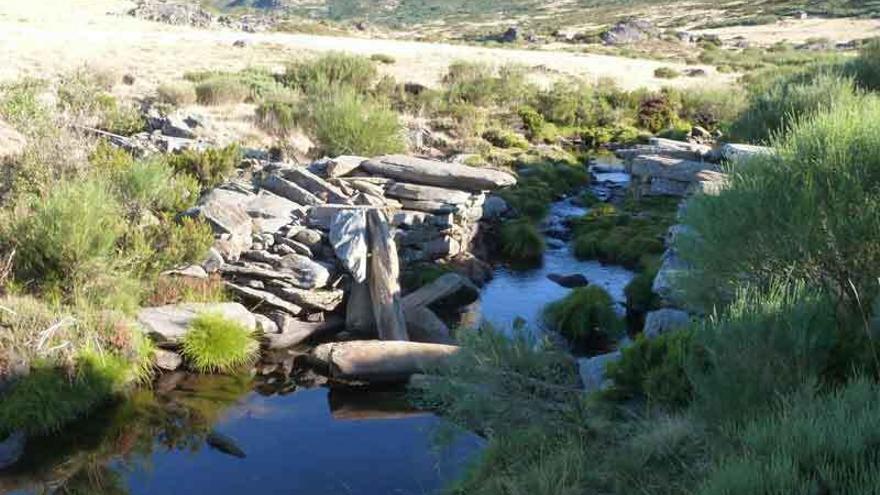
[{"left": 1, "top": 373, "right": 481, "bottom": 495}]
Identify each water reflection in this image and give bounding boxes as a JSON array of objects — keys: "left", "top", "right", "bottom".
[{"left": 2, "top": 372, "right": 481, "bottom": 495}]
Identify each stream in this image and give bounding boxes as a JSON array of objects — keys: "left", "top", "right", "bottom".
[{"left": 1, "top": 165, "right": 634, "bottom": 495}]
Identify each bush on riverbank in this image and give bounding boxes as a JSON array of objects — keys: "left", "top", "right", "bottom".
[{"left": 678, "top": 94, "right": 880, "bottom": 310}]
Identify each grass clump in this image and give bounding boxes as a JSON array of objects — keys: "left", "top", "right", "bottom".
[
  {"left": 653, "top": 67, "right": 680, "bottom": 79},
  {"left": 499, "top": 218, "right": 544, "bottom": 264},
  {"left": 156, "top": 81, "right": 198, "bottom": 107},
  {"left": 698, "top": 378, "right": 880, "bottom": 495},
  {"left": 542, "top": 286, "right": 623, "bottom": 354},
  {"left": 370, "top": 53, "right": 396, "bottom": 64},
  {"left": 606, "top": 330, "right": 694, "bottom": 409},
  {"left": 850, "top": 37, "right": 880, "bottom": 91},
  {"left": 500, "top": 155, "right": 589, "bottom": 220},
  {"left": 572, "top": 197, "right": 676, "bottom": 269},
  {"left": 194, "top": 77, "right": 250, "bottom": 105},
  {"left": 181, "top": 312, "right": 258, "bottom": 373}
]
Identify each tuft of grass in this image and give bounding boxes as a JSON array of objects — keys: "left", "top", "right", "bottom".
[
  {"left": 653, "top": 67, "right": 680, "bottom": 79},
  {"left": 181, "top": 312, "right": 258, "bottom": 373},
  {"left": 850, "top": 37, "right": 880, "bottom": 91},
  {"left": 370, "top": 53, "right": 396, "bottom": 64},
  {"left": 482, "top": 128, "right": 529, "bottom": 149},
  {"left": 194, "top": 77, "right": 250, "bottom": 105},
  {"left": 157, "top": 81, "right": 198, "bottom": 107},
  {"left": 499, "top": 218, "right": 544, "bottom": 264},
  {"left": 542, "top": 286, "right": 623, "bottom": 354}
]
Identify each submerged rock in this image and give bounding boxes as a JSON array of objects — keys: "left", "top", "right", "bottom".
[
  {"left": 547, "top": 273, "right": 590, "bottom": 289},
  {"left": 206, "top": 431, "right": 246, "bottom": 458}
]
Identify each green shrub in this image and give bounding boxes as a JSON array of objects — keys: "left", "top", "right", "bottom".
[
  {"left": 255, "top": 97, "right": 301, "bottom": 137},
  {"left": 542, "top": 286, "right": 623, "bottom": 353},
  {"left": 181, "top": 312, "right": 258, "bottom": 373},
  {"left": 698, "top": 378, "right": 880, "bottom": 495},
  {"left": 678, "top": 95, "right": 880, "bottom": 309},
  {"left": 443, "top": 62, "right": 534, "bottom": 108},
  {"left": 167, "top": 144, "right": 240, "bottom": 189},
  {"left": 654, "top": 67, "right": 680, "bottom": 79},
  {"left": 370, "top": 53, "right": 396, "bottom": 64},
  {"left": 185, "top": 68, "right": 284, "bottom": 101},
  {"left": 8, "top": 178, "right": 124, "bottom": 291},
  {"left": 851, "top": 37, "right": 880, "bottom": 90},
  {"left": 638, "top": 93, "right": 679, "bottom": 133},
  {"left": 282, "top": 52, "right": 377, "bottom": 93},
  {"left": 125, "top": 217, "right": 214, "bottom": 279},
  {"left": 299, "top": 88, "right": 405, "bottom": 156},
  {"left": 157, "top": 81, "right": 198, "bottom": 106},
  {"left": 100, "top": 99, "right": 145, "bottom": 135},
  {"left": 687, "top": 283, "right": 840, "bottom": 425},
  {"left": 729, "top": 71, "right": 856, "bottom": 143},
  {"left": 482, "top": 128, "right": 529, "bottom": 149},
  {"left": 606, "top": 330, "right": 694, "bottom": 408},
  {"left": 195, "top": 77, "right": 250, "bottom": 105},
  {"left": 500, "top": 156, "right": 589, "bottom": 220},
  {"left": 677, "top": 87, "right": 748, "bottom": 132},
  {"left": 500, "top": 218, "right": 544, "bottom": 264},
  {"left": 518, "top": 105, "right": 560, "bottom": 143},
  {"left": 624, "top": 261, "right": 660, "bottom": 316}
]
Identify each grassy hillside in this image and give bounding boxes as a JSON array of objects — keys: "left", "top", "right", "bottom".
[{"left": 206, "top": 0, "right": 880, "bottom": 29}]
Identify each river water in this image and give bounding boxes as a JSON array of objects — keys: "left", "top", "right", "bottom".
[{"left": 1, "top": 167, "right": 633, "bottom": 495}]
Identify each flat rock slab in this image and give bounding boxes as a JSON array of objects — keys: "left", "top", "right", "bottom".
[
  {"left": 195, "top": 189, "right": 255, "bottom": 240},
  {"left": 263, "top": 314, "right": 344, "bottom": 349},
  {"left": 363, "top": 155, "right": 516, "bottom": 191},
  {"left": 630, "top": 155, "right": 718, "bottom": 183},
  {"left": 326, "top": 155, "right": 368, "bottom": 178},
  {"left": 385, "top": 182, "right": 473, "bottom": 205},
  {"left": 283, "top": 167, "right": 353, "bottom": 204},
  {"left": 311, "top": 340, "right": 460, "bottom": 382},
  {"left": 402, "top": 272, "right": 479, "bottom": 310},
  {"left": 261, "top": 175, "right": 323, "bottom": 206},
  {"left": 137, "top": 302, "right": 256, "bottom": 347},
  {"left": 226, "top": 282, "right": 304, "bottom": 316}
]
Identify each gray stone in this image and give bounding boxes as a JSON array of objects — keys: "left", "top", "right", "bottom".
[
  {"left": 246, "top": 190, "right": 302, "bottom": 234},
  {"left": 481, "top": 195, "right": 509, "bottom": 219},
  {"left": 293, "top": 228, "right": 323, "bottom": 247},
  {"left": 263, "top": 314, "right": 344, "bottom": 349},
  {"left": 385, "top": 182, "right": 473, "bottom": 205},
  {"left": 225, "top": 282, "right": 304, "bottom": 315},
  {"left": 162, "top": 264, "right": 208, "bottom": 279},
  {"left": 283, "top": 167, "right": 353, "bottom": 204},
  {"left": 274, "top": 287, "right": 344, "bottom": 311},
  {"left": 261, "top": 174, "right": 323, "bottom": 206},
  {"left": 643, "top": 309, "right": 691, "bottom": 339},
  {"left": 137, "top": 303, "right": 257, "bottom": 346},
  {"left": 652, "top": 250, "right": 689, "bottom": 307},
  {"left": 325, "top": 155, "right": 367, "bottom": 178},
  {"left": 254, "top": 313, "right": 279, "bottom": 334},
  {"left": 202, "top": 247, "right": 225, "bottom": 272},
  {"left": 154, "top": 349, "right": 183, "bottom": 371},
  {"left": 330, "top": 209, "right": 369, "bottom": 283},
  {"left": 577, "top": 351, "right": 621, "bottom": 392},
  {"left": 362, "top": 155, "right": 516, "bottom": 191},
  {"left": 0, "top": 430, "right": 25, "bottom": 470}
]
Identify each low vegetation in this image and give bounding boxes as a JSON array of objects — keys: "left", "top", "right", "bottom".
[
  {"left": 181, "top": 313, "right": 258, "bottom": 373},
  {"left": 542, "top": 286, "right": 623, "bottom": 354}
]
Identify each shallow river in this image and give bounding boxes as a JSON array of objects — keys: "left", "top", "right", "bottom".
[{"left": 2, "top": 170, "right": 633, "bottom": 495}]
